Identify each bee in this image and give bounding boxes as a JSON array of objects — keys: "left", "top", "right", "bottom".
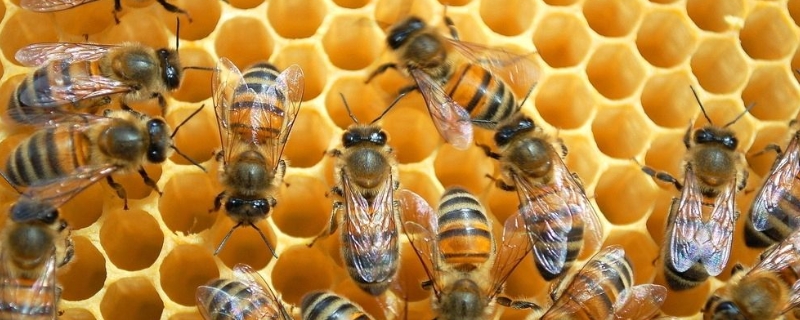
[
  {"left": 703, "top": 228, "right": 800, "bottom": 319},
  {"left": 301, "top": 291, "right": 374, "bottom": 320},
  {"left": 399, "top": 187, "right": 534, "bottom": 320},
  {"left": 480, "top": 113, "right": 603, "bottom": 280},
  {"left": 641, "top": 87, "right": 749, "bottom": 291},
  {"left": 8, "top": 42, "right": 189, "bottom": 124},
  {"left": 19, "top": 0, "right": 190, "bottom": 24},
  {"left": 366, "top": 15, "right": 539, "bottom": 150},
  {"left": 308, "top": 94, "right": 408, "bottom": 296},
  {"left": 196, "top": 263, "right": 292, "bottom": 320},
  {"left": 530, "top": 245, "right": 668, "bottom": 320},
  {"left": 3, "top": 106, "right": 205, "bottom": 210},
  {"left": 0, "top": 171, "right": 97, "bottom": 318},
  {"left": 211, "top": 58, "right": 304, "bottom": 257},
  {"left": 745, "top": 128, "right": 800, "bottom": 248}
]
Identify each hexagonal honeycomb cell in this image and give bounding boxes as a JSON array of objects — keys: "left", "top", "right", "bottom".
[{"left": 0, "top": 0, "right": 797, "bottom": 319}]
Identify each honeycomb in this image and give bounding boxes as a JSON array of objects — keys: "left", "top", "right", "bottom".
[{"left": 0, "top": 0, "right": 798, "bottom": 319}]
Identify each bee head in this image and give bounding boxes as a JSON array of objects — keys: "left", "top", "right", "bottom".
[
  {"left": 706, "top": 300, "right": 745, "bottom": 320},
  {"left": 158, "top": 48, "right": 182, "bottom": 90},
  {"left": 694, "top": 127, "right": 738, "bottom": 150},
  {"left": 388, "top": 16, "right": 426, "bottom": 49},
  {"left": 343, "top": 127, "right": 387, "bottom": 148},
  {"left": 10, "top": 199, "right": 58, "bottom": 224},
  {"left": 495, "top": 116, "right": 534, "bottom": 146},
  {"left": 146, "top": 118, "right": 171, "bottom": 163},
  {"left": 224, "top": 198, "right": 270, "bottom": 218}
]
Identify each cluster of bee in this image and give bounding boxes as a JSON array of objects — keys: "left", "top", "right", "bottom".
[{"left": 1, "top": 1, "right": 799, "bottom": 320}]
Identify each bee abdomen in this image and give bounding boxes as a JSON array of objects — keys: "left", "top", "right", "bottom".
[
  {"left": 437, "top": 189, "right": 493, "bottom": 266},
  {"left": 301, "top": 291, "right": 373, "bottom": 320},
  {"left": 0, "top": 279, "right": 57, "bottom": 319},
  {"left": 525, "top": 198, "right": 585, "bottom": 280},
  {"left": 664, "top": 262, "right": 710, "bottom": 291},
  {"left": 199, "top": 279, "right": 270, "bottom": 319},
  {"left": 446, "top": 64, "right": 517, "bottom": 129},
  {"left": 4, "top": 127, "right": 90, "bottom": 186}
]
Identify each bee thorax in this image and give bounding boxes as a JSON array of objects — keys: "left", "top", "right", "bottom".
[
  {"left": 346, "top": 149, "right": 389, "bottom": 189},
  {"left": 99, "top": 123, "right": 145, "bottom": 162},
  {"left": 226, "top": 151, "right": 273, "bottom": 191},
  {"left": 8, "top": 225, "right": 54, "bottom": 268},
  {"left": 440, "top": 279, "right": 487, "bottom": 319},
  {"left": 509, "top": 139, "right": 552, "bottom": 178},
  {"left": 694, "top": 148, "right": 735, "bottom": 187}
]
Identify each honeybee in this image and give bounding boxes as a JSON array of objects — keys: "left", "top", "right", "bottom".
[
  {"left": 399, "top": 187, "right": 534, "bottom": 320},
  {"left": 745, "top": 129, "right": 800, "bottom": 248},
  {"left": 196, "top": 263, "right": 292, "bottom": 320},
  {"left": 703, "top": 228, "right": 800, "bottom": 319},
  {"left": 8, "top": 42, "right": 187, "bottom": 124},
  {"left": 0, "top": 172, "right": 92, "bottom": 318},
  {"left": 366, "top": 15, "right": 539, "bottom": 150},
  {"left": 481, "top": 114, "right": 603, "bottom": 280},
  {"left": 3, "top": 107, "right": 205, "bottom": 210},
  {"left": 211, "top": 58, "right": 304, "bottom": 257},
  {"left": 308, "top": 95, "right": 408, "bottom": 296},
  {"left": 19, "top": 0, "right": 189, "bottom": 23},
  {"left": 301, "top": 291, "right": 374, "bottom": 320},
  {"left": 529, "top": 245, "right": 668, "bottom": 320},
  {"left": 641, "top": 88, "right": 749, "bottom": 290}
]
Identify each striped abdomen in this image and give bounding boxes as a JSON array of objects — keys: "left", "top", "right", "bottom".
[
  {"left": 436, "top": 187, "right": 493, "bottom": 270},
  {"left": 8, "top": 60, "right": 109, "bottom": 124},
  {"left": 229, "top": 63, "right": 285, "bottom": 145},
  {"left": 0, "top": 277, "right": 57, "bottom": 320},
  {"left": 197, "top": 279, "right": 276, "bottom": 320},
  {"left": 745, "top": 161, "right": 800, "bottom": 248},
  {"left": 301, "top": 291, "right": 373, "bottom": 320},
  {"left": 4, "top": 126, "right": 92, "bottom": 187},
  {"left": 444, "top": 63, "right": 517, "bottom": 129},
  {"left": 525, "top": 189, "right": 584, "bottom": 280}
]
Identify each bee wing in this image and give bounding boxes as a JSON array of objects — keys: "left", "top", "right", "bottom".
[
  {"left": 19, "top": 69, "right": 130, "bottom": 108},
  {"left": 409, "top": 68, "right": 473, "bottom": 150},
  {"left": 211, "top": 57, "right": 245, "bottom": 165},
  {"left": 195, "top": 285, "right": 255, "bottom": 320},
  {"left": 398, "top": 189, "right": 441, "bottom": 294},
  {"left": 448, "top": 39, "right": 540, "bottom": 95},
  {"left": 750, "top": 137, "right": 800, "bottom": 231},
  {"left": 668, "top": 167, "right": 705, "bottom": 273},
  {"left": 488, "top": 213, "right": 532, "bottom": 298},
  {"left": 231, "top": 264, "right": 290, "bottom": 319},
  {"left": 698, "top": 179, "right": 737, "bottom": 276},
  {"left": 19, "top": 0, "right": 98, "bottom": 12},
  {"left": 265, "top": 64, "right": 304, "bottom": 172},
  {"left": 342, "top": 172, "right": 398, "bottom": 284},
  {"left": 0, "top": 250, "right": 58, "bottom": 317},
  {"left": 544, "top": 246, "right": 626, "bottom": 318},
  {"left": 751, "top": 228, "right": 800, "bottom": 273},
  {"left": 14, "top": 42, "right": 116, "bottom": 66},
  {"left": 611, "top": 284, "right": 667, "bottom": 320}
]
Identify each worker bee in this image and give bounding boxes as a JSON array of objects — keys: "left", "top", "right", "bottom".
[
  {"left": 0, "top": 171, "right": 94, "bottom": 318},
  {"left": 211, "top": 58, "right": 304, "bottom": 257},
  {"left": 366, "top": 15, "right": 539, "bottom": 150},
  {"left": 308, "top": 94, "right": 409, "bottom": 296},
  {"left": 196, "top": 263, "right": 291, "bottom": 320},
  {"left": 19, "top": 0, "right": 189, "bottom": 23},
  {"left": 8, "top": 42, "right": 189, "bottom": 124},
  {"left": 3, "top": 106, "right": 205, "bottom": 210},
  {"left": 481, "top": 113, "right": 603, "bottom": 280},
  {"left": 745, "top": 128, "right": 800, "bottom": 248},
  {"left": 529, "top": 245, "right": 668, "bottom": 320},
  {"left": 301, "top": 291, "right": 374, "bottom": 320},
  {"left": 399, "top": 187, "right": 534, "bottom": 320},
  {"left": 703, "top": 228, "right": 800, "bottom": 319},
  {"left": 641, "top": 88, "right": 749, "bottom": 290}
]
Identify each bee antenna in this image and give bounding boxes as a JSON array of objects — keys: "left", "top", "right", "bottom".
[
  {"left": 369, "top": 90, "right": 404, "bottom": 125},
  {"left": 339, "top": 92, "right": 360, "bottom": 124},
  {"left": 0, "top": 171, "right": 23, "bottom": 196},
  {"left": 214, "top": 222, "right": 241, "bottom": 255},
  {"left": 171, "top": 104, "right": 205, "bottom": 139},
  {"left": 182, "top": 66, "right": 216, "bottom": 72},
  {"left": 175, "top": 16, "right": 180, "bottom": 52},
  {"left": 722, "top": 102, "right": 755, "bottom": 128},
  {"left": 170, "top": 104, "right": 207, "bottom": 172},
  {"left": 690, "top": 86, "right": 713, "bottom": 125},
  {"left": 251, "top": 222, "right": 279, "bottom": 259},
  {"left": 170, "top": 145, "right": 206, "bottom": 172}
]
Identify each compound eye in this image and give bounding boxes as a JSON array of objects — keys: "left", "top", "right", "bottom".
[
  {"left": 252, "top": 199, "right": 270, "bottom": 214},
  {"left": 713, "top": 301, "right": 742, "bottom": 317},
  {"left": 39, "top": 209, "right": 58, "bottom": 224},
  {"left": 723, "top": 136, "right": 738, "bottom": 149},
  {"left": 694, "top": 129, "right": 713, "bottom": 143},
  {"left": 495, "top": 127, "right": 514, "bottom": 146},
  {"left": 342, "top": 131, "right": 359, "bottom": 147},
  {"left": 224, "top": 198, "right": 243, "bottom": 211},
  {"left": 371, "top": 131, "right": 387, "bottom": 145}
]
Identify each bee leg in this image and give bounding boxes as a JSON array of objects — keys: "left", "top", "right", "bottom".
[
  {"left": 731, "top": 263, "right": 745, "bottom": 276},
  {"left": 750, "top": 143, "right": 782, "bottom": 157},
  {"left": 365, "top": 63, "right": 398, "bottom": 84},
  {"left": 156, "top": 94, "right": 168, "bottom": 116},
  {"left": 60, "top": 237, "right": 75, "bottom": 268},
  {"left": 211, "top": 191, "right": 225, "bottom": 212},
  {"left": 112, "top": 0, "right": 122, "bottom": 24},
  {"left": 443, "top": 13, "right": 460, "bottom": 41},
  {"left": 477, "top": 142, "right": 501, "bottom": 159},
  {"left": 308, "top": 202, "right": 343, "bottom": 247},
  {"left": 485, "top": 174, "right": 516, "bottom": 191},
  {"left": 156, "top": 0, "right": 192, "bottom": 22},
  {"left": 737, "top": 169, "right": 748, "bottom": 192},
  {"left": 138, "top": 167, "right": 163, "bottom": 196},
  {"left": 640, "top": 165, "right": 683, "bottom": 191},
  {"left": 106, "top": 176, "right": 129, "bottom": 210},
  {"left": 496, "top": 297, "right": 541, "bottom": 311}
]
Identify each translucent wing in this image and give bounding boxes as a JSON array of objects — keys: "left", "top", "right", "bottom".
[
  {"left": 231, "top": 264, "right": 289, "bottom": 319},
  {"left": 447, "top": 39, "right": 540, "bottom": 97},
  {"left": 15, "top": 42, "right": 115, "bottom": 66},
  {"left": 611, "top": 284, "right": 667, "bottom": 320},
  {"left": 488, "top": 213, "right": 532, "bottom": 298},
  {"left": 398, "top": 189, "right": 440, "bottom": 294},
  {"left": 751, "top": 228, "right": 800, "bottom": 274},
  {"left": 342, "top": 171, "right": 398, "bottom": 285},
  {"left": 409, "top": 68, "right": 473, "bottom": 150},
  {"left": 698, "top": 178, "right": 737, "bottom": 276},
  {"left": 19, "top": 0, "right": 99, "bottom": 12},
  {"left": 212, "top": 57, "right": 246, "bottom": 166},
  {"left": 668, "top": 166, "right": 705, "bottom": 273},
  {"left": 0, "top": 249, "right": 58, "bottom": 318},
  {"left": 264, "top": 64, "right": 304, "bottom": 173},
  {"left": 751, "top": 134, "right": 800, "bottom": 231},
  {"left": 19, "top": 65, "right": 129, "bottom": 108}
]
